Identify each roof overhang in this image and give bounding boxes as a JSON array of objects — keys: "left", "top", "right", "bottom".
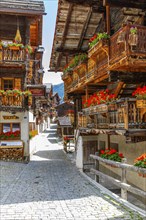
[
  {"left": 49, "top": 0, "right": 103, "bottom": 72},
  {"left": 0, "top": 0, "right": 46, "bottom": 16}
]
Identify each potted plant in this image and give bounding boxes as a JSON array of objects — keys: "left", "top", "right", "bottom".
[
  {"left": 0, "top": 90, "right": 5, "bottom": 96},
  {"left": 128, "top": 27, "right": 138, "bottom": 47},
  {"left": 89, "top": 32, "right": 110, "bottom": 49},
  {"left": 12, "top": 88, "right": 22, "bottom": 97},
  {"left": 100, "top": 148, "right": 124, "bottom": 167},
  {"left": 63, "top": 53, "right": 87, "bottom": 73},
  {"left": 132, "top": 86, "right": 146, "bottom": 100},
  {"left": 23, "top": 90, "right": 32, "bottom": 97},
  {"left": 25, "top": 45, "right": 33, "bottom": 54},
  {"left": 134, "top": 153, "right": 146, "bottom": 177},
  {"left": 0, "top": 130, "right": 20, "bottom": 140},
  {"left": 82, "top": 89, "right": 116, "bottom": 108},
  {"left": 132, "top": 86, "right": 146, "bottom": 108}
]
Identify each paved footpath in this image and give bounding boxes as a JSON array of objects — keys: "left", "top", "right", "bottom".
[{"left": 0, "top": 124, "right": 145, "bottom": 220}]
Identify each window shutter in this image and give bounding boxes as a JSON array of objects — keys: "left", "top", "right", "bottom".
[{"left": 14, "top": 78, "right": 21, "bottom": 90}]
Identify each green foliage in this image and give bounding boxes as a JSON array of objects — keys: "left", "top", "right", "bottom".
[
  {"left": 63, "top": 53, "right": 87, "bottom": 73},
  {"left": 100, "top": 149, "right": 124, "bottom": 162},
  {"left": 134, "top": 153, "right": 146, "bottom": 168},
  {"left": 89, "top": 32, "right": 110, "bottom": 48}
]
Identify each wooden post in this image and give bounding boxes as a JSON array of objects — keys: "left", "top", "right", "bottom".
[
  {"left": 95, "top": 152, "right": 99, "bottom": 183},
  {"left": 85, "top": 86, "right": 88, "bottom": 101},
  {"left": 106, "top": 6, "right": 111, "bottom": 35},
  {"left": 107, "top": 134, "right": 110, "bottom": 149},
  {"left": 121, "top": 158, "right": 127, "bottom": 200}
]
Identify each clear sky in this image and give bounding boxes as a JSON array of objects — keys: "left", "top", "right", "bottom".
[{"left": 42, "top": 0, "right": 63, "bottom": 85}]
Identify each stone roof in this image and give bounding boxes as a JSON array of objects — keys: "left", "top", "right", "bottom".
[{"left": 0, "top": 0, "right": 45, "bottom": 15}]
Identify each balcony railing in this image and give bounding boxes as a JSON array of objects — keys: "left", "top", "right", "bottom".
[
  {"left": 79, "top": 98, "right": 146, "bottom": 130},
  {"left": 109, "top": 24, "right": 146, "bottom": 71},
  {"left": 0, "top": 94, "right": 28, "bottom": 111},
  {"left": 0, "top": 46, "right": 26, "bottom": 63}
]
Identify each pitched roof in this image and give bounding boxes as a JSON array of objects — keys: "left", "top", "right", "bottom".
[
  {"left": 0, "top": 0, "right": 45, "bottom": 15},
  {"left": 55, "top": 101, "right": 74, "bottom": 108}
]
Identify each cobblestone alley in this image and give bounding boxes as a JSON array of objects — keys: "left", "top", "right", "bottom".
[{"left": 0, "top": 124, "right": 145, "bottom": 220}]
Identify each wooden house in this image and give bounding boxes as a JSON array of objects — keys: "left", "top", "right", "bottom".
[
  {"left": 50, "top": 0, "right": 146, "bottom": 207},
  {"left": 55, "top": 102, "right": 74, "bottom": 138},
  {"left": 0, "top": 0, "right": 45, "bottom": 161}
]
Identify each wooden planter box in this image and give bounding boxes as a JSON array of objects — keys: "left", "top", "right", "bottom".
[
  {"left": 136, "top": 99, "right": 146, "bottom": 108},
  {"left": 88, "top": 39, "right": 109, "bottom": 58}
]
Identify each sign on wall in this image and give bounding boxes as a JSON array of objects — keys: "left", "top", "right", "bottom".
[
  {"left": 27, "top": 86, "right": 45, "bottom": 97},
  {"left": 3, "top": 116, "right": 19, "bottom": 120}
]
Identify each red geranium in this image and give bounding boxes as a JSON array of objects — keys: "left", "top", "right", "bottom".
[
  {"left": 100, "top": 148, "right": 124, "bottom": 162},
  {"left": 132, "top": 86, "right": 146, "bottom": 99},
  {"left": 82, "top": 89, "right": 115, "bottom": 108}
]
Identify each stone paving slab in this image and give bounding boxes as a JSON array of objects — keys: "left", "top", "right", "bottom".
[{"left": 0, "top": 124, "right": 146, "bottom": 220}]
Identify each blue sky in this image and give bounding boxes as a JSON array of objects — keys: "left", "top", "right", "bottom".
[{"left": 42, "top": 0, "right": 63, "bottom": 85}]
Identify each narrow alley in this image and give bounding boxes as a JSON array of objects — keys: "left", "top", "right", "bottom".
[{"left": 0, "top": 124, "right": 145, "bottom": 220}]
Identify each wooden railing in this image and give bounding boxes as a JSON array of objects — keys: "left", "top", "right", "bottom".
[
  {"left": 109, "top": 24, "right": 146, "bottom": 65},
  {"left": 0, "top": 47, "right": 26, "bottom": 62},
  {"left": 0, "top": 94, "right": 28, "bottom": 109},
  {"left": 90, "top": 154, "right": 146, "bottom": 202},
  {"left": 79, "top": 98, "right": 146, "bottom": 130}
]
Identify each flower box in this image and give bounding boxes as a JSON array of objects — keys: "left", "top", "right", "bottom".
[
  {"left": 100, "top": 149, "right": 124, "bottom": 163},
  {"left": 88, "top": 39, "right": 109, "bottom": 58},
  {"left": 136, "top": 99, "right": 146, "bottom": 108},
  {"left": 105, "top": 163, "right": 118, "bottom": 168},
  {"left": 8, "top": 46, "right": 20, "bottom": 50}
]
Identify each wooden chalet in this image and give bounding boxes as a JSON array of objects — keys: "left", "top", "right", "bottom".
[
  {"left": 50, "top": 0, "right": 146, "bottom": 207},
  {"left": 0, "top": 0, "right": 46, "bottom": 161}
]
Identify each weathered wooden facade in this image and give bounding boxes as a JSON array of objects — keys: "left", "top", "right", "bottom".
[
  {"left": 0, "top": 0, "right": 45, "bottom": 161},
  {"left": 50, "top": 0, "right": 146, "bottom": 207}
]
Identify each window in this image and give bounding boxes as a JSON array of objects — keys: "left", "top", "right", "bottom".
[
  {"left": 2, "top": 123, "right": 20, "bottom": 133},
  {"left": 12, "top": 123, "right": 20, "bottom": 132},
  {"left": 3, "top": 123, "right": 11, "bottom": 133},
  {"left": 3, "top": 79, "right": 14, "bottom": 90}
]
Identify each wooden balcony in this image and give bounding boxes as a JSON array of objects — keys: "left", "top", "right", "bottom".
[
  {"left": 78, "top": 98, "right": 146, "bottom": 142},
  {"left": 0, "top": 94, "right": 29, "bottom": 111},
  {"left": 109, "top": 25, "right": 146, "bottom": 72},
  {"left": 61, "top": 70, "right": 73, "bottom": 80},
  {"left": 87, "top": 40, "right": 109, "bottom": 83},
  {"left": 88, "top": 39, "right": 109, "bottom": 59},
  {"left": 0, "top": 46, "right": 27, "bottom": 65}
]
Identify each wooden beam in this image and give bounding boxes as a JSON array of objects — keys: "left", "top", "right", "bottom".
[
  {"left": 77, "top": 8, "right": 92, "bottom": 50},
  {"left": 56, "top": 47, "right": 88, "bottom": 53},
  {"left": 59, "top": 4, "right": 73, "bottom": 50},
  {"left": 56, "top": 3, "right": 74, "bottom": 69},
  {"left": 106, "top": 5, "right": 110, "bottom": 35}
]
